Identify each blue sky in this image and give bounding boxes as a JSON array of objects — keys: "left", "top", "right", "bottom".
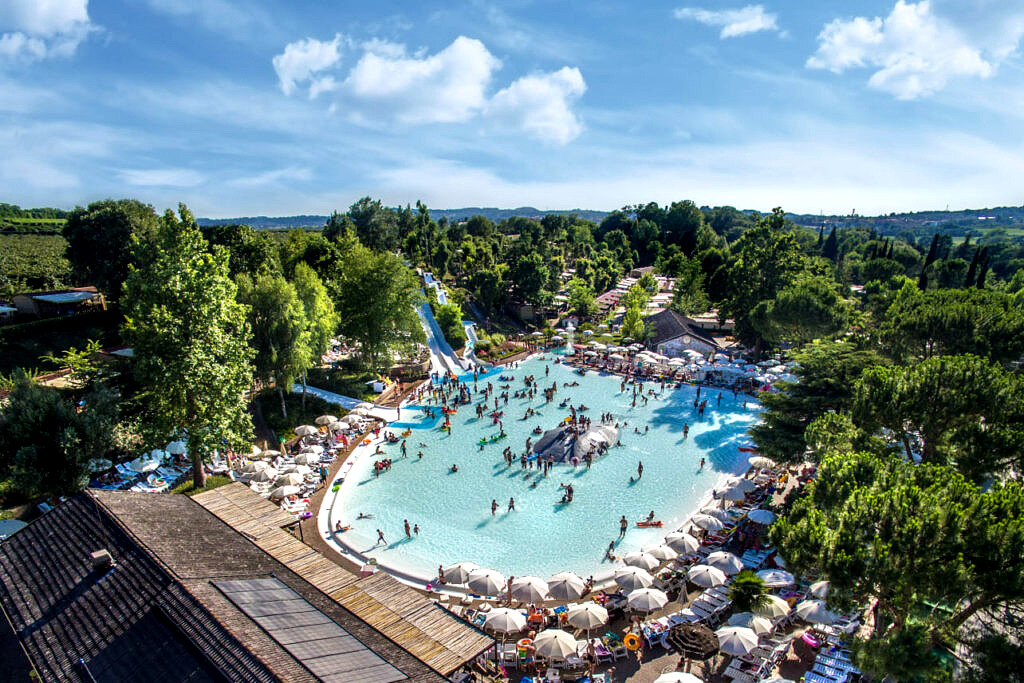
[{"left": 3, "top": 0, "right": 1024, "bottom": 217}]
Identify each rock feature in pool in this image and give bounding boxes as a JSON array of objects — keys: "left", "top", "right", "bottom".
[{"left": 532, "top": 423, "right": 618, "bottom": 463}]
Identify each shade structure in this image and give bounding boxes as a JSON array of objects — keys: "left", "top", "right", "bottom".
[
  {"left": 248, "top": 467, "right": 278, "bottom": 483},
  {"left": 810, "top": 580, "right": 830, "bottom": 599},
  {"left": 352, "top": 407, "right": 371, "bottom": 417},
  {"left": 269, "top": 485, "right": 300, "bottom": 500},
  {"left": 443, "top": 561, "right": 480, "bottom": 584},
  {"left": 749, "top": 456, "right": 776, "bottom": 468},
  {"left": 627, "top": 588, "right": 669, "bottom": 613},
  {"left": 250, "top": 444, "right": 262, "bottom": 456},
  {"left": 355, "top": 402, "right": 374, "bottom": 410},
  {"left": 342, "top": 414, "right": 362, "bottom": 425},
  {"left": 614, "top": 566, "right": 654, "bottom": 591},
  {"left": 691, "top": 514, "right": 725, "bottom": 531},
  {"left": 294, "top": 425, "right": 318, "bottom": 436},
  {"left": 293, "top": 453, "right": 320, "bottom": 466},
  {"left": 716, "top": 486, "right": 747, "bottom": 502},
  {"left": 794, "top": 600, "right": 840, "bottom": 625},
  {"left": 664, "top": 531, "right": 700, "bottom": 554},
  {"left": 129, "top": 456, "right": 160, "bottom": 474},
  {"left": 259, "top": 449, "right": 282, "bottom": 459},
  {"left": 87, "top": 458, "right": 113, "bottom": 473},
  {"left": 687, "top": 564, "right": 727, "bottom": 587},
  {"left": 329, "top": 421, "right": 351, "bottom": 432},
  {"left": 753, "top": 594, "right": 792, "bottom": 620},
  {"left": 727, "top": 612, "right": 773, "bottom": 635},
  {"left": 547, "top": 572, "right": 586, "bottom": 601},
  {"left": 756, "top": 569, "right": 795, "bottom": 587},
  {"left": 533, "top": 629, "right": 578, "bottom": 659},
  {"left": 165, "top": 440, "right": 187, "bottom": 455},
  {"left": 714, "top": 626, "right": 760, "bottom": 656},
  {"left": 705, "top": 551, "right": 744, "bottom": 575},
  {"left": 747, "top": 509, "right": 777, "bottom": 525},
  {"left": 567, "top": 603, "right": 608, "bottom": 630},
  {"left": 483, "top": 607, "right": 527, "bottom": 634},
  {"left": 510, "top": 576, "right": 549, "bottom": 602},
  {"left": 299, "top": 444, "right": 324, "bottom": 455},
  {"left": 280, "top": 464, "right": 312, "bottom": 476},
  {"left": 623, "top": 551, "right": 660, "bottom": 571},
  {"left": 723, "top": 476, "right": 758, "bottom": 493},
  {"left": 241, "top": 460, "right": 270, "bottom": 474},
  {"left": 667, "top": 623, "right": 719, "bottom": 660},
  {"left": 314, "top": 415, "right": 338, "bottom": 425},
  {"left": 467, "top": 568, "right": 506, "bottom": 596},
  {"left": 699, "top": 506, "right": 731, "bottom": 521},
  {"left": 149, "top": 449, "right": 168, "bottom": 461},
  {"left": 274, "top": 472, "right": 303, "bottom": 487},
  {"left": 643, "top": 544, "right": 679, "bottom": 562},
  {"left": 653, "top": 674, "right": 703, "bottom": 683}
]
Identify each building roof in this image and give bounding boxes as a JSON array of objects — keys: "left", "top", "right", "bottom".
[
  {"left": 644, "top": 309, "right": 721, "bottom": 350},
  {"left": 32, "top": 291, "right": 100, "bottom": 304},
  {"left": 14, "top": 286, "right": 100, "bottom": 300},
  {"left": 0, "top": 488, "right": 472, "bottom": 682}
]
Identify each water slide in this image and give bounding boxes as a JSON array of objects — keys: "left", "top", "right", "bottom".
[{"left": 417, "top": 296, "right": 464, "bottom": 374}]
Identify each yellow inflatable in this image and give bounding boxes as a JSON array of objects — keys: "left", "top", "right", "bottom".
[{"left": 623, "top": 633, "right": 641, "bottom": 651}]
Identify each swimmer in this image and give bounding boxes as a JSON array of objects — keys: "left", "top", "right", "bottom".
[
  {"left": 450, "top": 464, "right": 459, "bottom": 473},
  {"left": 699, "top": 457, "right": 706, "bottom": 470},
  {"left": 357, "top": 512, "right": 374, "bottom": 519},
  {"left": 646, "top": 510, "right": 655, "bottom": 522},
  {"left": 417, "top": 451, "right": 424, "bottom": 459}
]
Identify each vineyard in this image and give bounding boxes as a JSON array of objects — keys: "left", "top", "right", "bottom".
[{"left": 0, "top": 234, "right": 71, "bottom": 298}]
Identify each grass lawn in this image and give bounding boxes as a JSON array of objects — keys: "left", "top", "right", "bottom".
[
  {"left": 170, "top": 475, "right": 233, "bottom": 496},
  {"left": 306, "top": 362, "right": 381, "bottom": 401},
  {"left": 256, "top": 390, "right": 343, "bottom": 442}
]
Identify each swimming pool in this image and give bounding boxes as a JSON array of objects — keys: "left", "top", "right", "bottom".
[{"left": 324, "top": 356, "right": 760, "bottom": 582}]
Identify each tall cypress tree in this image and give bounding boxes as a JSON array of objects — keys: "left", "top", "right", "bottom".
[
  {"left": 822, "top": 226, "right": 838, "bottom": 261},
  {"left": 817, "top": 225, "right": 824, "bottom": 249},
  {"left": 965, "top": 247, "right": 981, "bottom": 288},
  {"left": 976, "top": 248, "right": 990, "bottom": 288},
  {"left": 919, "top": 234, "right": 940, "bottom": 290}
]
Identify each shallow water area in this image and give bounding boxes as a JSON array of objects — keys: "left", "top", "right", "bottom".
[{"left": 328, "top": 356, "right": 761, "bottom": 582}]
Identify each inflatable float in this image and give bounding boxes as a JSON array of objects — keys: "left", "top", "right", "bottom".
[{"left": 636, "top": 520, "right": 664, "bottom": 528}]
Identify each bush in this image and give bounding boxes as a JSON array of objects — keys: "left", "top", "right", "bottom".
[
  {"left": 306, "top": 362, "right": 379, "bottom": 401},
  {"left": 256, "top": 390, "right": 341, "bottom": 441},
  {"left": 435, "top": 302, "right": 467, "bottom": 348}
]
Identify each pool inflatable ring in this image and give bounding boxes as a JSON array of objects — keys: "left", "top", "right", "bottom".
[
  {"left": 636, "top": 520, "right": 663, "bottom": 528},
  {"left": 362, "top": 439, "right": 372, "bottom": 445},
  {"left": 738, "top": 446, "right": 758, "bottom": 453},
  {"left": 401, "top": 429, "right": 411, "bottom": 437},
  {"left": 623, "top": 633, "right": 641, "bottom": 651}
]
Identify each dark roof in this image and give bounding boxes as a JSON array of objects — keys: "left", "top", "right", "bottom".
[
  {"left": 0, "top": 491, "right": 451, "bottom": 683},
  {"left": 12, "top": 286, "right": 101, "bottom": 299},
  {"left": 644, "top": 309, "right": 721, "bottom": 350}
]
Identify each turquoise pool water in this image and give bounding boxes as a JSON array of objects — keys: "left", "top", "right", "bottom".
[{"left": 328, "top": 357, "right": 760, "bottom": 581}]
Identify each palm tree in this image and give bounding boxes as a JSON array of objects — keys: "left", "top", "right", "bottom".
[{"left": 728, "top": 570, "right": 769, "bottom": 613}]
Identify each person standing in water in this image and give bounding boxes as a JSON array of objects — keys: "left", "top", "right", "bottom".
[
  {"left": 508, "top": 497, "right": 516, "bottom": 512},
  {"left": 619, "top": 515, "right": 628, "bottom": 538},
  {"left": 376, "top": 529, "right": 387, "bottom": 545},
  {"left": 637, "top": 461, "right": 644, "bottom": 479},
  {"left": 491, "top": 499, "right": 498, "bottom": 515},
  {"left": 404, "top": 519, "right": 411, "bottom": 537},
  {"left": 699, "top": 457, "right": 706, "bottom": 470}
]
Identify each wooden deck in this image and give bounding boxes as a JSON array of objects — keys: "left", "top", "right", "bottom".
[{"left": 193, "top": 484, "right": 493, "bottom": 676}]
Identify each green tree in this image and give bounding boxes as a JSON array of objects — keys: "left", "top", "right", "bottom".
[
  {"left": 292, "top": 263, "right": 339, "bottom": 404},
  {"left": 770, "top": 451, "right": 1024, "bottom": 681},
  {"left": 237, "top": 274, "right": 311, "bottom": 421},
  {"left": 752, "top": 275, "right": 850, "bottom": 345},
  {"left": 566, "top": 277, "right": 598, "bottom": 319},
  {"left": 202, "top": 223, "right": 281, "bottom": 277},
  {"left": 62, "top": 199, "right": 158, "bottom": 298},
  {"left": 669, "top": 256, "right": 710, "bottom": 315},
  {"left": 435, "top": 302, "right": 467, "bottom": 348},
  {"left": 122, "top": 204, "right": 255, "bottom": 489},
  {"left": 508, "top": 252, "right": 550, "bottom": 306},
  {"left": 470, "top": 265, "right": 507, "bottom": 313},
  {"left": 0, "top": 372, "right": 120, "bottom": 500},
  {"left": 348, "top": 197, "right": 399, "bottom": 252},
  {"left": 621, "top": 304, "right": 647, "bottom": 342}
]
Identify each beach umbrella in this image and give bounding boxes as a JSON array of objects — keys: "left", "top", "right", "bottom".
[
  {"left": 165, "top": 440, "right": 187, "bottom": 455},
  {"left": 654, "top": 673, "right": 703, "bottom": 683},
  {"left": 714, "top": 626, "right": 759, "bottom": 656},
  {"left": 342, "top": 414, "right": 362, "bottom": 425},
  {"left": 510, "top": 576, "right": 549, "bottom": 603},
  {"left": 810, "top": 580, "right": 830, "bottom": 599},
  {"left": 294, "top": 453, "right": 320, "bottom": 466},
  {"left": 531, "top": 331, "right": 544, "bottom": 337},
  {"left": 691, "top": 514, "right": 725, "bottom": 531},
  {"left": 723, "top": 476, "right": 758, "bottom": 493},
  {"left": 608, "top": 353, "right": 625, "bottom": 361},
  {"left": 149, "top": 448, "right": 169, "bottom": 461},
  {"left": 706, "top": 551, "right": 744, "bottom": 575},
  {"left": 259, "top": 449, "right": 282, "bottom": 459},
  {"left": 300, "top": 444, "right": 325, "bottom": 455},
  {"left": 567, "top": 603, "right": 608, "bottom": 630},
  {"left": 584, "top": 350, "right": 597, "bottom": 357},
  {"left": 716, "top": 486, "right": 747, "bottom": 502},
  {"left": 664, "top": 531, "right": 700, "bottom": 554},
  {"left": 533, "top": 629, "right": 578, "bottom": 659},
  {"left": 329, "top": 421, "right": 351, "bottom": 432},
  {"left": 754, "top": 595, "right": 791, "bottom": 620},
  {"left": 315, "top": 415, "right": 338, "bottom": 425},
  {"left": 748, "top": 456, "right": 776, "bottom": 468},
  {"left": 269, "top": 485, "right": 300, "bottom": 500},
  {"left": 794, "top": 600, "right": 840, "bottom": 625},
  {"left": 274, "top": 472, "right": 303, "bottom": 486},
  {"left": 284, "top": 464, "right": 312, "bottom": 476},
  {"left": 623, "top": 551, "right": 660, "bottom": 571},
  {"left": 582, "top": 329, "right": 594, "bottom": 336},
  {"left": 756, "top": 569, "right": 795, "bottom": 587},
  {"left": 643, "top": 544, "right": 679, "bottom": 562},
  {"left": 443, "top": 561, "right": 480, "bottom": 584},
  {"left": 547, "top": 572, "right": 586, "bottom": 601},
  {"left": 727, "top": 612, "right": 773, "bottom": 635},
  {"left": 687, "top": 565, "right": 727, "bottom": 587},
  {"left": 667, "top": 623, "right": 719, "bottom": 662},
  {"left": 483, "top": 607, "right": 527, "bottom": 634},
  {"left": 241, "top": 460, "right": 270, "bottom": 474},
  {"left": 129, "top": 456, "right": 160, "bottom": 473},
  {"left": 467, "top": 568, "right": 506, "bottom": 596},
  {"left": 250, "top": 444, "right": 262, "bottom": 457},
  {"left": 249, "top": 467, "right": 278, "bottom": 483},
  {"left": 699, "top": 506, "right": 732, "bottom": 521},
  {"left": 355, "top": 402, "right": 374, "bottom": 410},
  {"left": 760, "top": 678, "right": 796, "bottom": 683},
  {"left": 614, "top": 566, "right": 654, "bottom": 591},
  {"left": 295, "top": 425, "right": 318, "bottom": 436},
  {"left": 627, "top": 588, "right": 669, "bottom": 613},
  {"left": 352, "top": 407, "right": 371, "bottom": 417},
  {"left": 747, "top": 509, "right": 776, "bottom": 525},
  {"left": 87, "top": 458, "right": 113, "bottom": 473}
]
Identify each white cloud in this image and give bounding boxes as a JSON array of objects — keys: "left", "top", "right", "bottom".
[
  {"left": 344, "top": 36, "right": 501, "bottom": 124},
  {"left": 273, "top": 35, "right": 344, "bottom": 96},
  {"left": 487, "top": 67, "right": 586, "bottom": 144},
  {"left": 807, "top": 0, "right": 1024, "bottom": 99},
  {"left": 674, "top": 5, "right": 780, "bottom": 39},
  {"left": 145, "top": 0, "right": 274, "bottom": 40},
  {"left": 119, "top": 168, "right": 205, "bottom": 187},
  {"left": 0, "top": 0, "right": 94, "bottom": 62}
]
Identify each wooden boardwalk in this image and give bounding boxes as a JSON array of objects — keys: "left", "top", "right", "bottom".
[{"left": 194, "top": 484, "right": 493, "bottom": 676}]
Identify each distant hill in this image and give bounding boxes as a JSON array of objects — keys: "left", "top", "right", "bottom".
[
  {"left": 784, "top": 206, "right": 1024, "bottom": 237},
  {"left": 196, "top": 207, "right": 610, "bottom": 229}
]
